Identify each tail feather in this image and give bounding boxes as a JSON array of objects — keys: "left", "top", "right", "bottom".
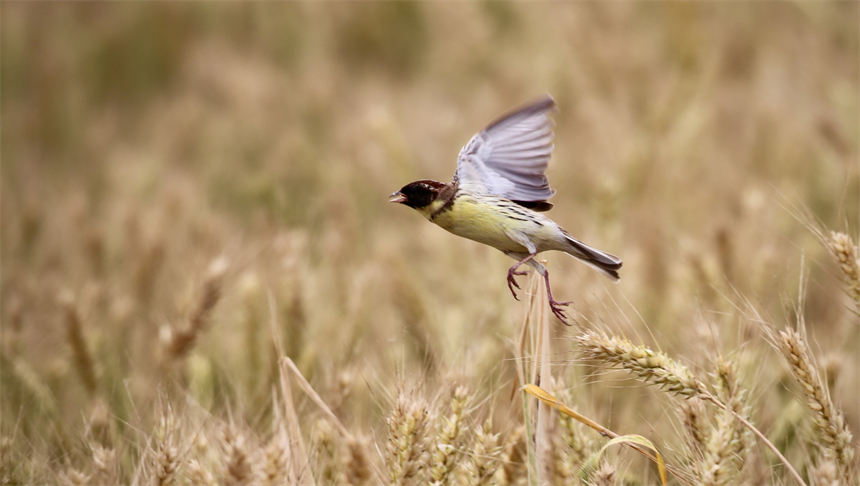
[{"left": 562, "top": 232, "right": 622, "bottom": 282}]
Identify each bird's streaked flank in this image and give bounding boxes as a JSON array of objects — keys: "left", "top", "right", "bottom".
[{"left": 390, "top": 95, "right": 622, "bottom": 323}]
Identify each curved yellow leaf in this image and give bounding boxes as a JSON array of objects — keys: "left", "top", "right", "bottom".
[{"left": 524, "top": 384, "right": 668, "bottom": 486}]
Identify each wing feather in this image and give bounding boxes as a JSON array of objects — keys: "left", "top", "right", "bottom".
[{"left": 455, "top": 95, "right": 558, "bottom": 202}]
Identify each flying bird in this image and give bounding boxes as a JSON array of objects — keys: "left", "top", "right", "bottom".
[{"left": 389, "top": 95, "right": 621, "bottom": 323}]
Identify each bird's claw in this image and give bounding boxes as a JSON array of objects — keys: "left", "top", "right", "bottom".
[
  {"left": 506, "top": 268, "right": 529, "bottom": 300},
  {"left": 549, "top": 298, "right": 573, "bottom": 325}
]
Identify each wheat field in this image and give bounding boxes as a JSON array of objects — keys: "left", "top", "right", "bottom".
[{"left": 1, "top": 3, "right": 858, "bottom": 485}]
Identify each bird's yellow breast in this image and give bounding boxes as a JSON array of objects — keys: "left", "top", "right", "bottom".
[{"left": 420, "top": 194, "right": 554, "bottom": 253}]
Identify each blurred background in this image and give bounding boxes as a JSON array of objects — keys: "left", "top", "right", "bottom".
[{"left": 1, "top": 2, "right": 858, "bottom": 484}]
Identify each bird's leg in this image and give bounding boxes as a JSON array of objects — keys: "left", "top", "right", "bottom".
[
  {"left": 542, "top": 269, "right": 573, "bottom": 325},
  {"left": 506, "top": 253, "right": 536, "bottom": 301}
]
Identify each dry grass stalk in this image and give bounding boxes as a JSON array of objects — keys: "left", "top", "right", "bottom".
[
  {"left": 164, "top": 257, "right": 228, "bottom": 361},
  {"left": 279, "top": 354, "right": 371, "bottom": 485},
  {"left": 493, "top": 426, "right": 527, "bottom": 486},
  {"left": 513, "top": 273, "right": 545, "bottom": 483},
  {"left": 776, "top": 327, "right": 854, "bottom": 479},
  {"left": 430, "top": 385, "right": 470, "bottom": 486},
  {"left": 386, "top": 393, "right": 433, "bottom": 485},
  {"left": 60, "top": 292, "right": 98, "bottom": 396},
  {"left": 534, "top": 275, "right": 555, "bottom": 486},
  {"left": 463, "top": 418, "right": 501, "bottom": 486},
  {"left": 827, "top": 232, "right": 860, "bottom": 312},
  {"left": 576, "top": 330, "right": 702, "bottom": 398},
  {"left": 277, "top": 359, "right": 313, "bottom": 486}
]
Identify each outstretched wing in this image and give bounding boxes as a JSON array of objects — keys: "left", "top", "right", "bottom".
[{"left": 455, "top": 95, "right": 557, "bottom": 204}]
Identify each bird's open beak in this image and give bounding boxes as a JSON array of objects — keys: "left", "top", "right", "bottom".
[{"left": 389, "top": 191, "right": 407, "bottom": 204}]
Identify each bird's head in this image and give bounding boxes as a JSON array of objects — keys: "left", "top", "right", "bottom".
[{"left": 389, "top": 180, "right": 447, "bottom": 209}]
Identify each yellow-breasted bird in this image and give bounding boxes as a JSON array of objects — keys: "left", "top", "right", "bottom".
[{"left": 389, "top": 95, "right": 621, "bottom": 324}]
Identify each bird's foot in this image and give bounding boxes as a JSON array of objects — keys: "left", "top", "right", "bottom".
[
  {"left": 506, "top": 268, "right": 529, "bottom": 300},
  {"left": 549, "top": 297, "right": 573, "bottom": 325}
]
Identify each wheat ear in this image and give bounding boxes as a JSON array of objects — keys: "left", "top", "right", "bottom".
[
  {"left": 576, "top": 330, "right": 702, "bottom": 397},
  {"left": 699, "top": 357, "right": 752, "bottom": 486},
  {"left": 776, "top": 327, "right": 854, "bottom": 480},
  {"left": 827, "top": 232, "right": 860, "bottom": 312},
  {"left": 430, "top": 385, "right": 470, "bottom": 486},
  {"left": 578, "top": 330, "right": 808, "bottom": 486},
  {"left": 163, "top": 257, "right": 228, "bottom": 362},
  {"left": 387, "top": 393, "right": 433, "bottom": 485}
]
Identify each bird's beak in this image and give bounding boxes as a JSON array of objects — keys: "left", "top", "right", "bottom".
[{"left": 389, "top": 191, "right": 407, "bottom": 204}]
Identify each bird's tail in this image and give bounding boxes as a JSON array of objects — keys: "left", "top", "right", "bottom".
[{"left": 561, "top": 230, "right": 622, "bottom": 282}]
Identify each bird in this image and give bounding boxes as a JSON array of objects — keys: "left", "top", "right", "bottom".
[{"left": 389, "top": 95, "right": 621, "bottom": 324}]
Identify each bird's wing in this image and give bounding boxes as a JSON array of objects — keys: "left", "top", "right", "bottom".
[{"left": 454, "top": 95, "right": 557, "bottom": 202}]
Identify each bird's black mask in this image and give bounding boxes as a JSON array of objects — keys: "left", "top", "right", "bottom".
[{"left": 393, "top": 180, "right": 445, "bottom": 209}]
